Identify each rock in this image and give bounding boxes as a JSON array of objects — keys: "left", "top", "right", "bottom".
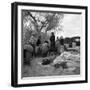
[
  {"left": 24, "top": 44, "right": 33, "bottom": 52},
  {"left": 53, "top": 55, "right": 64, "bottom": 64},
  {"left": 53, "top": 51, "right": 80, "bottom": 66},
  {"left": 42, "top": 59, "right": 51, "bottom": 65}
]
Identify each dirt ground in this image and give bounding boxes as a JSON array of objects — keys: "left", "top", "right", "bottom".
[{"left": 22, "top": 52, "right": 80, "bottom": 77}]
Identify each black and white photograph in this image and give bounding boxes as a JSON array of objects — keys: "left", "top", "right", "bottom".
[
  {"left": 22, "top": 10, "right": 81, "bottom": 77},
  {"left": 11, "top": 2, "right": 88, "bottom": 87}
]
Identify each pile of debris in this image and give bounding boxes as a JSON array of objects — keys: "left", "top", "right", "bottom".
[
  {"left": 53, "top": 51, "right": 80, "bottom": 64},
  {"left": 52, "top": 51, "right": 80, "bottom": 72}
]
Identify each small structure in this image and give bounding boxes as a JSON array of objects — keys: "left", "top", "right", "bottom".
[
  {"left": 64, "top": 37, "right": 71, "bottom": 48},
  {"left": 72, "top": 37, "right": 80, "bottom": 47}
]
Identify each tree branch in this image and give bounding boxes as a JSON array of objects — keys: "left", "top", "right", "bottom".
[{"left": 28, "top": 12, "right": 37, "bottom": 22}]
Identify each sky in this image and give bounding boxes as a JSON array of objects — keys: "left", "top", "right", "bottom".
[
  {"left": 23, "top": 11, "right": 82, "bottom": 39},
  {"left": 55, "top": 14, "right": 82, "bottom": 38}
]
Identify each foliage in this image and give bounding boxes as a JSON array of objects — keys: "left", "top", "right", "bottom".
[{"left": 22, "top": 11, "right": 64, "bottom": 44}]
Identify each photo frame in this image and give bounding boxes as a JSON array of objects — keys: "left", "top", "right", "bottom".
[{"left": 11, "top": 2, "right": 88, "bottom": 87}]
